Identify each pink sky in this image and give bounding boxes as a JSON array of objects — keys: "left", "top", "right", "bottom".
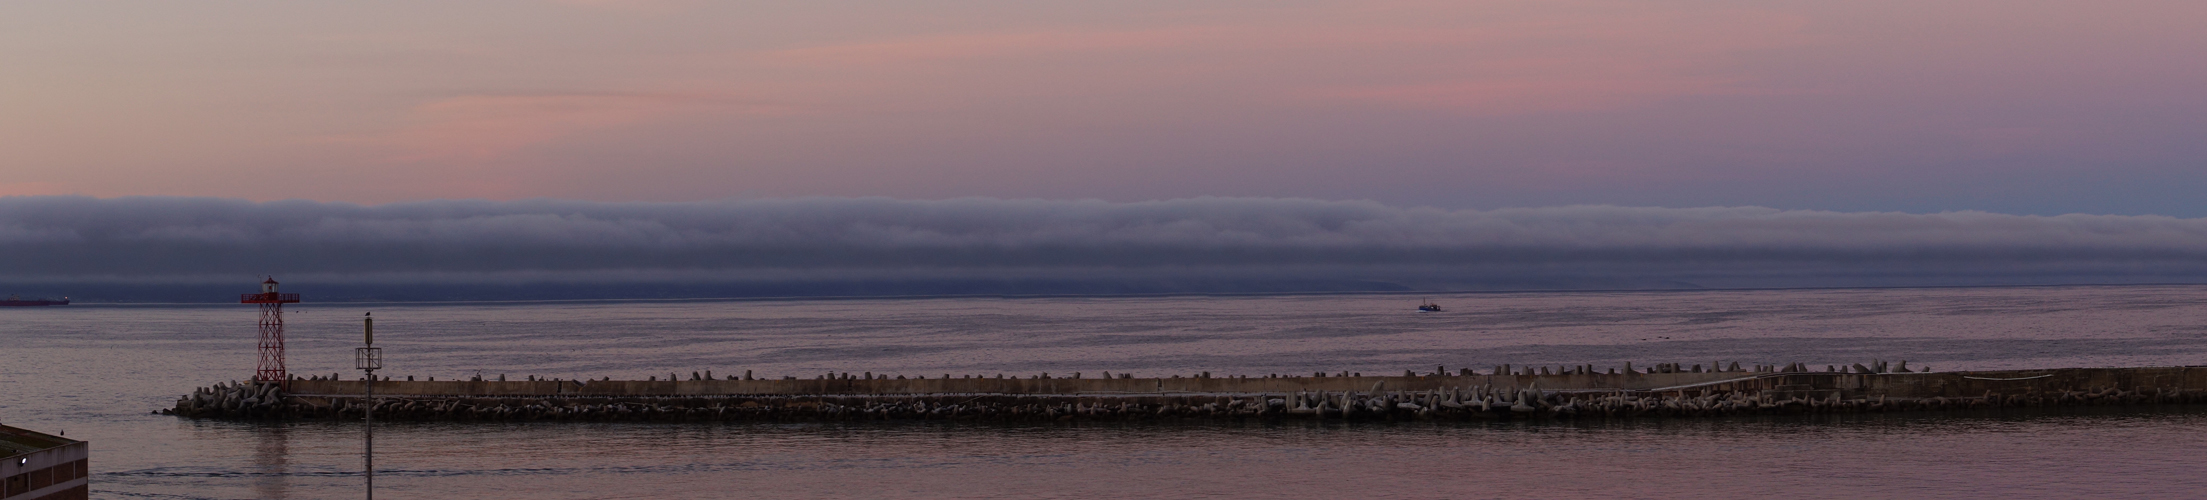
[{"left": 3, "top": 1, "right": 2203, "bottom": 215}]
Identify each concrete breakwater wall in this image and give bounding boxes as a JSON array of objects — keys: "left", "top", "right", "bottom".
[{"left": 167, "top": 367, "right": 2207, "bottom": 422}]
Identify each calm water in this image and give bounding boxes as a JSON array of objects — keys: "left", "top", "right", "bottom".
[{"left": 5, "top": 286, "right": 2207, "bottom": 498}]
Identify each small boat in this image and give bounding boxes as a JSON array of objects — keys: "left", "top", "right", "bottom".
[
  {"left": 1417, "top": 298, "right": 1441, "bottom": 312},
  {"left": 0, "top": 295, "right": 69, "bottom": 306}
]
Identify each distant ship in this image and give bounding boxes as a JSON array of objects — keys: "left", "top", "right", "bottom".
[
  {"left": 1417, "top": 298, "right": 1441, "bottom": 312},
  {"left": 1, "top": 295, "right": 69, "bottom": 306}
]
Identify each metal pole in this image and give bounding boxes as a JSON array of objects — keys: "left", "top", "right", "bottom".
[
  {"left": 365, "top": 364, "right": 373, "bottom": 500},
  {"left": 357, "top": 312, "right": 379, "bottom": 500}
]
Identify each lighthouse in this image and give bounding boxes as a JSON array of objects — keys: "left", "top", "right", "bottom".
[{"left": 241, "top": 277, "right": 301, "bottom": 382}]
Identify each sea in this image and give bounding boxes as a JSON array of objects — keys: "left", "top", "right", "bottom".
[{"left": 5, "top": 285, "right": 2207, "bottom": 499}]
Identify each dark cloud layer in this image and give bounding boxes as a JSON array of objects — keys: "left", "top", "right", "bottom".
[{"left": 3, "top": 196, "right": 2205, "bottom": 301}]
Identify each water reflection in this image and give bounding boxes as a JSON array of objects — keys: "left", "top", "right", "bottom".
[{"left": 252, "top": 423, "right": 289, "bottom": 499}]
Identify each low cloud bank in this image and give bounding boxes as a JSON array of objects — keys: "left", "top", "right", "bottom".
[{"left": 3, "top": 196, "right": 2205, "bottom": 300}]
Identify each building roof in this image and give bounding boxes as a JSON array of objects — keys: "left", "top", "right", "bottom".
[{"left": 0, "top": 425, "right": 78, "bottom": 460}]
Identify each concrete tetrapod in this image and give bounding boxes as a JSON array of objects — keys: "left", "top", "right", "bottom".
[{"left": 161, "top": 367, "right": 2207, "bottom": 422}]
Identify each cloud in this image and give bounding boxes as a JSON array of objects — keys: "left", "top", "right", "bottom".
[
  {"left": 4, "top": 196, "right": 2207, "bottom": 295},
  {"left": 1310, "top": 71, "right": 1744, "bottom": 115},
  {"left": 767, "top": 28, "right": 1215, "bottom": 65},
  {"left": 762, "top": 3, "right": 1810, "bottom": 117},
  {"left": 333, "top": 92, "right": 784, "bottom": 165},
  {"left": 0, "top": 182, "right": 69, "bottom": 197}
]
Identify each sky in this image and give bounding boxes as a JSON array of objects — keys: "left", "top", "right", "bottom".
[
  {"left": 4, "top": 2, "right": 2206, "bottom": 299},
  {"left": 4, "top": 1, "right": 2205, "bottom": 216}
]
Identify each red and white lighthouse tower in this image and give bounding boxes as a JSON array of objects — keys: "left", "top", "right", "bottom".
[{"left": 241, "top": 277, "right": 301, "bottom": 382}]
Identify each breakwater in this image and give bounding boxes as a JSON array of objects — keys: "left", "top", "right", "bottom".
[{"left": 166, "top": 365, "right": 2207, "bottom": 422}]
